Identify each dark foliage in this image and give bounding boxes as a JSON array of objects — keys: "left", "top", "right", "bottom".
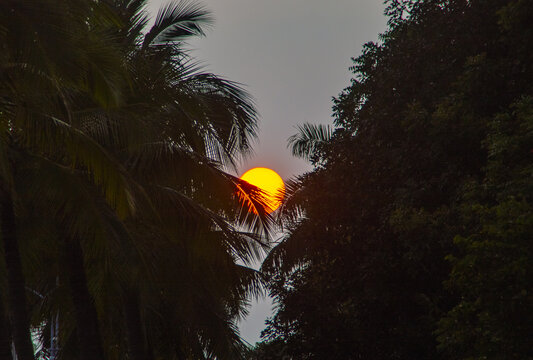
[
  {"left": 253, "top": 0, "right": 533, "bottom": 359},
  {"left": 0, "top": 1, "right": 271, "bottom": 359}
]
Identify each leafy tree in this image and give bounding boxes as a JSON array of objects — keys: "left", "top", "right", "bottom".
[
  {"left": 255, "top": 0, "right": 533, "bottom": 359},
  {"left": 437, "top": 97, "right": 533, "bottom": 359}
]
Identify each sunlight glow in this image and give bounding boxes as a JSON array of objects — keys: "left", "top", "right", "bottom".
[{"left": 240, "top": 167, "right": 285, "bottom": 213}]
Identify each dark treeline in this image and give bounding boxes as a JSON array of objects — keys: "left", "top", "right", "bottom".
[
  {"left": 251, "top": 0, "right": 533, "bottom": 359},
  {"left": 0, "top": 1, "right": 273, "bottom": 360}
]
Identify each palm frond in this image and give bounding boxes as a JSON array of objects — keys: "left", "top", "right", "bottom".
[
  {"left": 169, "top": 72, "right": 258, "bottom": 168},
  {"left": 261, "top": 222, "right": 312, "bottom": 276},
  {"left": 125, "top": 138, "right": 206, "bottom": 184},
  {"left": 231, "top": 175, "right": 275, "bottom": 238},
  {"left": 124, "top": 141, "right": 273, "bottom": 241},
  {"left": 276, "top": 176, "right": 306, "bottom": 225},
  {"left": 1, "top": 0, "right": 126, "bottom": 107},
  {"left": 143, "top": 1, "right": 213, "bottom": 48},
  {"left": 231, "top": 265, "right": 266, "bottom": 305},
  {"left": 122, "top": 0, "right": 150, "bottom": 45},
  {"left": 20, "top": 112, "right": 135, "bottom": 217},
  {"left": 145, "top": 183, "right": 268, "bottom": 264},
  {"left": 288, "top": 122, "right": 332, "bottom": 160}
]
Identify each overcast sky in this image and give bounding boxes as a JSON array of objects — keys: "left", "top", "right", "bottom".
[{"left": 149, "top": 0, "right": 387, "bottom": 345}]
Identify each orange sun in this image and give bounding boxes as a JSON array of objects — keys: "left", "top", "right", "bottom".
[{"left": 240, "top": 167, "right": 285, "bottom": 213}]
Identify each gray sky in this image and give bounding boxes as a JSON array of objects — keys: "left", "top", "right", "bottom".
[{"left": 149, "top": 0, "right": 386, "bottom": 345}]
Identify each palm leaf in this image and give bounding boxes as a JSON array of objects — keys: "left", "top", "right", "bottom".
[
  {"left": 288, "top": 122, "right": 332, "bottom": 160},
  {"left": 143, "top": 1, "right": 213, "bottom": 48},
  {"left": 19, "top": 112, "right": 135, "bottom": 217},
  {"left": 121, "top": 0, "right": 150, "bottom": 45},
  {"left": 261, "top": 221, "right": 315, "bottom": 276},
  {"left": 275, "top": 176, "right": 307, "bottom": 225}
]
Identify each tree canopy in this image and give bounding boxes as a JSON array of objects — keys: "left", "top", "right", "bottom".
[{"left": 254, "top": 0, "right": 533, "bottom": 359}]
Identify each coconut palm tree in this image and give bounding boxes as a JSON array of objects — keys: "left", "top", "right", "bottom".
[
  {"left": 2, "top": 1, "right": 272, "bottom": 359},
  {"left": 92, "top": 2, "right": 272, "bottom": 357},
  {"left": 0, "top": 1, "right": 131, "bottom": 358}
]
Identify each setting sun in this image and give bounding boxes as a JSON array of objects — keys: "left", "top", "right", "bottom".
[{"left": 240, "top": 167, "right": 285, "bottom": 213}]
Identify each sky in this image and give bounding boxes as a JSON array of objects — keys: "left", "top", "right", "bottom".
[{"left": 148, "top": 0, "right": 387, "bottom": 345}]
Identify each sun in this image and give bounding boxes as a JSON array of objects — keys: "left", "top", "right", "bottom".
[{"left": 239, "top": 167, "right": 285, "bottom": 213}]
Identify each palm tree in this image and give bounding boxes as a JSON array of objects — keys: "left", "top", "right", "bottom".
[
  {"left": 99, "top": 2, "right": 272, "bottom": 357},
  {"left": 0, "top": 1, "right": 130, "bottom": 358},
  {"left": 2, "top": 1, "right": 273, "bottom": 359},
  {"left": 2, "top": 1, "right": 271, "bottom": 359}
]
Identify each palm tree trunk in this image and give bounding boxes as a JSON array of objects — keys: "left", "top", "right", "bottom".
[
  {"left": 0, "top": 186, "right": 35, "bottom": 360},
  {"left": 64, "top": 237, "right": 105, "bottom": 360},
  {"left": 124, "top": 289, "right": 152, "bottom": 360},
  {"left": 0, "top": 295, "right": 13, "bottom": 360}
]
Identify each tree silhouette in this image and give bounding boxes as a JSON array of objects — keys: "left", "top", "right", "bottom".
[
  {"left": 254, "top": 0, "right": 533, "bottom": 359},
  {"left": 1, "top": 1, "right": 272, "bottom": 359}
]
